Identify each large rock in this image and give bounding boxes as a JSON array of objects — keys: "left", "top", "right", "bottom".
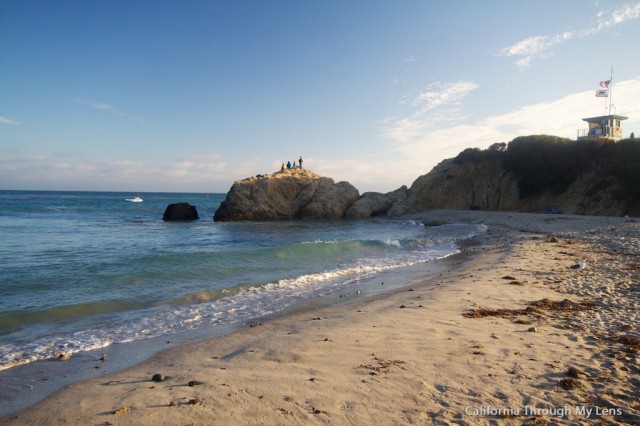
[
  {"left": 345, "top": 186, "right": 409, "bottom": 219},
  {"left": 163, "top": 203, "right": 199, "bottom": 221},
  {"left": 213, "top": 168, "right": 361, "bottom": 221},
  {"left": 402, "top": 158, "right": 520, "bottom": 213},
  {"left": 399, "top": 157, "right": 628, "bottom": 216}
]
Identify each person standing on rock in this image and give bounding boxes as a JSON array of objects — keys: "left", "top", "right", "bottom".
[
  {"left": 286, "top": 161, "right": 291, "bottom": 169},
  {"left": 299, "top": 156, "right": 303, "bottom": 168}
]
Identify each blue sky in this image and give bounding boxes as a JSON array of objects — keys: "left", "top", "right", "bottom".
[{"left": 2, "top": 0, "right": 640, "bottom": 193}]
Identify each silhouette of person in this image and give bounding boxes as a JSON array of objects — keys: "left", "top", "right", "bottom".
[
  {"left": 286, "top": 161, "right": 291, "bottom": 169},
  {"left": 299, "top": 156, "right": 303, "bottom": 168}
]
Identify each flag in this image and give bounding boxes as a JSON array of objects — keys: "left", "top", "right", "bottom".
[
  {"left": 595, "top": 89, "right": 609, "bottom": 97},
  {"left": 599, "top": 80, "right": 611, "bottom": 88}
]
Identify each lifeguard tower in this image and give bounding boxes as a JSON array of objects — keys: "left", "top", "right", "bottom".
[
  {"left": 577, "top": 68, "right": 629, "bottom": 142},
  {"left": 577, "top": 114, "right": 628, "bottom": 141}
]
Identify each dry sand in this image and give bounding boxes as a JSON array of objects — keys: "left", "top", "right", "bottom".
[{"left": 2, "top": 210, "right": 639, "bottom": 425}]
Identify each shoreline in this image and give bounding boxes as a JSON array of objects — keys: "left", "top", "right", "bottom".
[
  {"left": 0, "top": 219, "right": 463, "bottom": 417},
  {"left": 3, "top": 210, "right": 639, "bottom": 424}
]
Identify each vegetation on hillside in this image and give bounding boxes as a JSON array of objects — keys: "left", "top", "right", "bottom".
[{"left": 453, "top": 134, "right": 640, "bottom": 207}]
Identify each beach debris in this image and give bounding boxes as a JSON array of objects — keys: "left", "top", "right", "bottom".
[
  {"left": 307, "top": 402, "right": 325, "bottom": 415},
  {"left": 463, "top": 307, "right": 539, "bottom": 318},
  {"left": 501, "top": 275, "right": 517, "bottom": 280},
  {"left": 570, "top": 260, "right": 586, "bottom": 270},
  {"left": 151, "top": 373, "right": 165, "bottom": 382},
  {"left": 188, "top": 380, "right": 200, "bottom": 387},
  {"left": 359, "top": 357, "right": 406, "bottom": 374},
  {"left": 566, "top": 367, "right": 583, "bottom": 378},
  {"left": 188, "top": 398, "right": 202, "bottom": 405},
  {"left": 464, "top": 298, "right": 595, "bottom": 319},
  {"left": 618, "top": 335, "right": 640, "bottom": 353},
  {"left": 559, "top": 378, "right": 581, "bottom": 390},
  {"left": 113, "top": 406, "right": 129, "bottom": 415},
  {"left": 527, "top": 326, "right": 538, "bottom": 332},
  {"left": 547, "top": 236, "right": 559, "bottom": 243},
  {"left": 57, "top": 353, "right": 71, "bottom": 361},
  {"left": 529, "top": 298, "right": 595, "bottom": 312},
  {"left": 399, "top": 304, "right": 407, "bottom": 309}
]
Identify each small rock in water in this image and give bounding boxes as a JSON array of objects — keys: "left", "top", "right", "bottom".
[
  {"left": 151, "top": 373, "right": 165, "bottom": 382},
  {"left": 57, "top": 353, "right": 71, "bottom": 361}
]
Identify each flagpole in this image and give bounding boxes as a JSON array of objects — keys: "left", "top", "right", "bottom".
[{"left": 608, "top": 66, "right": 613, "bottom": 116}]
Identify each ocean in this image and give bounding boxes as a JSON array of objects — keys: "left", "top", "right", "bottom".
[{"left": 0, "top": 190, "right": 486, "bottom": 408}]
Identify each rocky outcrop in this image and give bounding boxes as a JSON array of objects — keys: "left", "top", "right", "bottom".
[
  {"left": 345, "top": 186, "right": 409, "bottom": 219},
  {"left": 401, "top": 158, "right": 520, "bottom": 213},
  {"left": 213, "top": 136, "right": 638, "bottom": 221},
  {"left": 396, "top": 157, "right": 629, "bottom": 216},
  {"left": 163, "top": 203, "right": 199, "bottom": 221},
  {"left": 213, "top": 168, "right": 360, "bottom": 221}
]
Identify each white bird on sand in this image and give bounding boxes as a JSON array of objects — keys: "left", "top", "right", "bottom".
[{"left": 570, "top": 260, "right": 586, "bottom": 270}]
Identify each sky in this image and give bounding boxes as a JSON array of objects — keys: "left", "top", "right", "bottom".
[{"left": 2, "top": 0, "right": 640, "bottom": 194}]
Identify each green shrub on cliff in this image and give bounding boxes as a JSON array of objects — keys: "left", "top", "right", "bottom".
[
  {"left": 503, "top": 135, "right": 584, "bottom": 197},
  {"left": 453, "top": 142, "right": 507, "bottom": 164},
  {"left": 454, "top": 134, "right": 640, "bottom": 208}
]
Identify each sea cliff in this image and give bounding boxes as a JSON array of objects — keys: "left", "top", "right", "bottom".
[{"left": 214, "top": 135, "right": 640, "bottom": 220}]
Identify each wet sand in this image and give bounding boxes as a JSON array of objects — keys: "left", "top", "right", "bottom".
[{"left": 2, "top": 210, "right": 639, "bottom": 425}]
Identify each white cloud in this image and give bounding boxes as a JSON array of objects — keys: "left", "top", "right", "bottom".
[
  {"left": 75, "top": 98, "right": 146, "bottom": 125},
  {"left": 0, "top": 116, "right": 19, "bottom": 125},
  {"left": 391, "top": 77, "right": 640, "bottom": 184},
  {"left": 500, "top": 1, "right": 640, "bottom": 68},
  {"left": 381, "top": 80, "right": 479, "bottom": 143},
  {"left": 3, "top": 79, "right": 639, "bottom": 194},
  {"left": 0, "top": 153, "right": 239, "bottom": 192}
]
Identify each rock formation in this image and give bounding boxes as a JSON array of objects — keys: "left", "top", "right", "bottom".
[
  {"left": 397, "top": 156, "right": 630, "bottom": 216},
  {"left": 163, "top": 203, "right": 199, "bottom": 221},
  {"left": 213, "top": 136, "right": 639, "bottom": 221},
  {"left": 213, "top": 168, "right": 361, "bottom": 221},
  {"left": 345, "top": 186, "right": 409, "bottom": 219}
]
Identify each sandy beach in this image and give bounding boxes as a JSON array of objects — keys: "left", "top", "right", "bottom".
[{"left": 2, "top": 210, "right": 639, "bottom": 425}]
